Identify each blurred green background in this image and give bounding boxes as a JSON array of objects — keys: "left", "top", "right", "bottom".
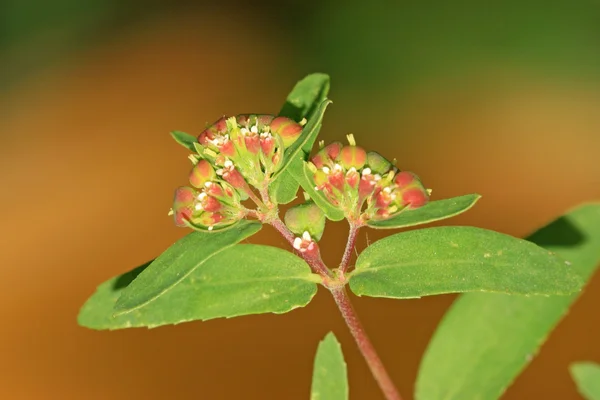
[{"left": 2, "top": 1, "right": 600, "bottom": 399}]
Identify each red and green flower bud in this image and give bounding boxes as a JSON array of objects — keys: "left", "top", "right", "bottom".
[
  {"left": 189, "top": 159, "right": 216, "bottom": 188},
  {"left": 339, "top": 145, "right": 367, "bottom": 170},
  {"left": 244, "top": 134, "right": 261, "bottom": 154},
  {"left": 311, "top": 141, "right": 342, "bottom": 169},
  {"left": 284, "top": 201, "right": 326, "bottom": 241},
  {"left": 172, "top": 186, "right": 196, "bottom": 227},
  {"left": 401, "top": 188, "right": 428, "bottom": 208},
  {"left": 345, "top": 167, "right": 360, "bottom": 188},
  {"left": 394, "top": 171, "right": 417, "bottom": 188},
  {"left": 270, "top": 116, "right": 303, "bottom": 148},
  {"left": 172, "top": 179, "right": 243, "bottom": 231}
]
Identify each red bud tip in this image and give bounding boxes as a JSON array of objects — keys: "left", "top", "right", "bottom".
[
  {"left": 402, "top": 188, "right": 428, "bottom": 208},
  {"left": 339, "top": 145, "right": 367, "bottom": 169},
  {"left": 394, "top": 171, "right": 417, "bottom": 188},
  {"left": 244, "top": 135, "right": 261, "bottom": 154},
  {"left": 189, "top": 160, "right": 216, "bottom": 188},
  {"left": 270, "top": 117, "right": 303, "bottom": 147}
]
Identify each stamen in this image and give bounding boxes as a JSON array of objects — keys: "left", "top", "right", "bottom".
[
  {"left": 333, "top": 164, "right": 343, "bottom": 171},
  {"left": 224, "top": 160, "right": 234, "bottom": 168},
  {"left": 362, "top": 168, "right": 372, "bottom": 176},
  {"left": 195, "top": 203, "right": 203, "bottom": 211},
  {"left": 250, "top": 125, "right": 258, "bottom": 134},
  {"left": 302, "top": 231, "right": 312, "bottom": 241},
  {"left": 204, "top": 182, "right": 213, "bottom": 188},
  {"left": 322, "top": 166, "right": 330, "bottom": 174},
  {"left": 346, "top": 133, "right": 356, "bottom": 146}
]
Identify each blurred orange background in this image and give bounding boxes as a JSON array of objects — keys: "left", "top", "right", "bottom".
[{"left": 2, "top": 2, "right": 600, "bottom": 399}]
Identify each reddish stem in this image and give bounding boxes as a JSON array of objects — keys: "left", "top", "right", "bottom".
[
  {"left": 269, "top": 217, "right": 332, "bottom": 278},
  {"left": 340, "top": 223, "right": 360, "bottom": 273},
  {"left": 331, "top": 287, "right": 402, "bottom": 400}
]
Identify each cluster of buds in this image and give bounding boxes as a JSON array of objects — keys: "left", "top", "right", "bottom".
[
  {"left": 171, "top": 114, "right": 305, "bottom": 231},
  {"left": 170, "top": 160, "right": 244, "bottom": 231},
  {"left": 308, "top": 135, "right": 430, "bottom": 223},
  {"left": 195, "top": 114, "right": 303, "bottom": 190}
]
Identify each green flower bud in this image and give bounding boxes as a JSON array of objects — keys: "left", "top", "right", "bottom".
[
  {"left": 284, "top": 201, "right": 326, "bottom": 241},
  {"left": 366, "top": 151, "right": 393, "bottom": 175}
]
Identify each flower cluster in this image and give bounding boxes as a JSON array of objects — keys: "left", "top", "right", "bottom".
[
  {"left": 171, "top": 160, "right": 244, "bottom": 231},
  {"left": 171, "top": 114, "right": 304, "bottom": 230},
  {"left": 308, "top": 135, "right": 429, "bottom": 223},
  {"left": 196, "top": 114, "right": 303, "bottom": 189}
]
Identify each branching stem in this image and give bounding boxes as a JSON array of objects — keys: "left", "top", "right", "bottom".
[
  {"left": 265, "top": 184, "right": 401, "bottom": 399},
  {"left": 269, "top": 217, "right": 332, "bottom": 278}
]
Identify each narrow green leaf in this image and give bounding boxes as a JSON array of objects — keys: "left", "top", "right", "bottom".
[
  {"left": 367, "top": 194, "right": 481, "bottom": 229},
  {"left": 170, "top": 130, "right": 197, "bottom": 152},
  {"left": 571, "top": 362, "right": 600, "bottom": 400},
  {"left": 311, "top": 332, "right": 349, "bottom": 400},
  {"left": 78, "top": 245, "right": 319, "bottom": 330},
  {"left": 349, "top": 226, "right": 582, "bottom": 298},
  {"left": 415, "top": 204, "right": 600, "bottom": 400},
  {"left": 289, "top": 161, "right": 345, "bottom": 221},
  {"left": 114, "top": 220, "right": 262, "bottom": 314},
  {"left": 270, "top": 74, "right": 331, "bottom": 204}
]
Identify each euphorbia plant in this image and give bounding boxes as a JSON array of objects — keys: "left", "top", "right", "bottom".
[{"left": 78, "top": 74, "right": 600, "bottom": 400}]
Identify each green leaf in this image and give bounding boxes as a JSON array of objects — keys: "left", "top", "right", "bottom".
[
  {"left": 270, "top": 74, "right": 331, "bottom": 204},
  {"left": 114, "top": 220, "right": 262, "bottom": 314},
  {"left": 311, "top": 332, "right": 349, "bottom": 400},
  {"left": 170, "top": 130, "right": 197, "bottom": 152},
  {"left": 279, "top": 73, "right": 330, "bottom": 124},
  {"left": 415, "top": 204, "right": 600, "bottom": 400},
  {"left": 272, "top": 100, "right": 332, "bottom": 189},
  {"left": 290, "top": 161, "right": 345, "bottom": 221},
  {"left": 78, "top": 245, "right": 319, "bottom": 330},
  {"left": 349, "top": 226, "right": 582, "bottom": 298},
  {"left": 571, "top": 362, "right": 600, "bottom": 400},
  {"left": 367, "top": 194, "right": 481, "bottom": 229}
]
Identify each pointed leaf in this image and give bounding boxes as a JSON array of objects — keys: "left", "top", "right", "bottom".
[
  {"left": 170, "top": 130, "right": 198, "bottom": 152},
  {"left": 290, "top": 161, "right": 344, "bottom": 221},
  {"left": 271, "top": 99, "right": 331, "bottom": 183},
  {"left": 270, "top": 74, "right": 331, "bottom": 204},
  {"left": 279, "top": 73, "right": 330, "bottom": 125},
  {"left": 349, "top": 226, "right": 582, "bottom": 298},
  {"left": 114, "top": 220, "right": 262, "bottom": 314},
  {"left": 78, "top": 245, "right": 319, "bottom": 330},
  {"left": 311, "top": 332, "right": 349, "bottom": 400},
  {"left": 571, "top": 362, "right": 600, "bottom": 400},
  {"left": 415, "top": 204, "right": 600, "bottom": 400},
  {"left": 367, "top": 194, "right": 481, "bottom": 229}
]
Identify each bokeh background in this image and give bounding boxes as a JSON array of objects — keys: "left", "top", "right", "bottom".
[{"left": 2, "top": 1, "right": 600, "bottom": 399}]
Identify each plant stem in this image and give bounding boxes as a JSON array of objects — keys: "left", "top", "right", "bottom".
[
  {"left": 331, "top": 287, "right": 402, "bottom": 400},
  {"left": 340, "top": 222, "right": 359, "bottom": 273},
  {"left": 269, "top": 217, "right": 332, "bottom": 278}
]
